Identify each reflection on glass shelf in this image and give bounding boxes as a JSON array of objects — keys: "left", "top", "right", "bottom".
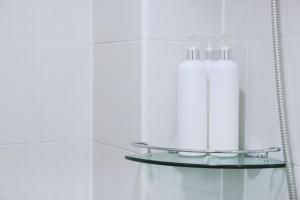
[{"left": 125, "top": 153, "right": 285, "bottom": 169}]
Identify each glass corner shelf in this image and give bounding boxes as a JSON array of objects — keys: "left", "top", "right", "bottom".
[{"left": 125, "top": 142, "right": 286, "bottom": 169}]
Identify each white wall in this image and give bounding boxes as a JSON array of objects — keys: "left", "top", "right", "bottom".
[
  {"left": 0, "top": 0, "right": 298, "bottom": 199},
  {"left": 224, "top": 0, "right": 300, "bottom": 198},
  {"left": 93, "top": 0, "right": 297, "bottom": 199},
  {"left": 92, "top": 0, "right": 300, "bottom": 199},
  {"left": 0, "top": 0, "right": 94, "bottom": 199},
  {"left": 140, "top": 0, "right": 297, "bottom": 199},
  {"left": 93, "top": 0, "right": 142, "bottom": 199}
]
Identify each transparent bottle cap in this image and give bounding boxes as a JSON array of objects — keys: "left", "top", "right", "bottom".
[
  {"left": 206, "top": 46, "right": 218, "bottom": 60},
  {"left": 187, "top": 47, "right": 200, "bottom": 60},
  {"left": 205, "top": 34, "right": 216, "bottom": 60},
  {"left": 219, "top": 47, "right": 231, "bottom": 60},
  {"left": 219, "top": 34, "right": 231, "bottom": 60}
]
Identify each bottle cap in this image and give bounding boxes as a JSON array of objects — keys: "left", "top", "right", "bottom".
[
  {"left": 187, "top": 47, "right": 200, "bottom": 60},
  {"left": 219, "top": 34, "right": 231, "bottom": 60},
  {"left": 205, "top": 34, "right": 217, "bottom": 60}
]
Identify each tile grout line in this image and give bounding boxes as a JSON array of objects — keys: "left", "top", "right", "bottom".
[
  {"left": 147, "top": 38, "right": 201, "bottom": 43},
  {"left": 94, "top": 39, "right": 141, "bottom": 45},
  {"left": 93, "top": 140, "right": 138, "bottom": 154},
  {"left": 0, "top": 41, "right": 94, "bottom": 46},
  {"left": 0, "top": 39, "right": 142, "bottom": 46},
  {"left": 0, "top": 140, "right": 93, "bottom": 147},
  {"left": 1, "top": 37, "right": 300, "bottom": 46},
  {"left": 224, "top": 37, "right": 300, "bottom": 45}
]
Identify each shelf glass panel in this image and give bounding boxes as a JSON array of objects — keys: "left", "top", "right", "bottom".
[{"left": 125, "top": 153, "right": 285, "bottom": 169}]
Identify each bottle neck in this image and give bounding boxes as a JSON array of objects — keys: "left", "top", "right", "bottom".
[
  {"left": 219, "top": 47, "right": 231, "bottom": 60},
  {"left": 205, "top": 48, "right": 216, "bottom": 60},
  {"left": 187, "top": 48, "right": 200, "bottom": 60}
]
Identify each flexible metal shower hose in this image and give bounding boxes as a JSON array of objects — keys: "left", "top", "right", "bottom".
[{"left": 271, "top": 0, "right": 298, "bottom": 199}]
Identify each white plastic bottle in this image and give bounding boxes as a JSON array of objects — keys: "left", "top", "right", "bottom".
[
  {"left": 177, "top": 47, "right": 208, "bottom": 156},
  {"left": 209, "top": 35, "right": 239, "bottom": 157}
]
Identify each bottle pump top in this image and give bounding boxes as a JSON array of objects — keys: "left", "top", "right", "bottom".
[
  {"left": 205, "top": 34, "right": 216, "bottom": 60},
  {"left": 187, "top": 47, "right": 200, "bottom": 60},
  {"left": 219, "top": 34, "right": 231, "bottom": 60}
]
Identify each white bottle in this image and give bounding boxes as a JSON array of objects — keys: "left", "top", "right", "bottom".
[
  {"left": 177, "top": 47, "right": 208, "bottom": 156},
  {"left": 209, "top": 35, "right": 239, "bottom": 157}
]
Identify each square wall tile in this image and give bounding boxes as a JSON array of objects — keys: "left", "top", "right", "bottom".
[
  {"left": 242, "top": 0, "right": 300, "bottom": 40},
  {"left": 246, "top": 41, "right": 282, "bottom": 160},
  {"left": 245, "top": 168, "right": 288, "bottom": 200},
  {"left": 0, "top": 0, "right": 93, "bottom": 43},
  {"left": 281, "top": 0, "right": 300, "bottom": 38},
  {"left": 147, "top": 0, "right": 221, "bottom": 41},
  {"left": 93, "top": 142, "right": 141, "bottom": 200},
  {"left": 94, "top": 42, "right": 141, "bottom": 150},
  {"left": 0, "top": 142, "right": 93, "bottom": 200},
  {"left": 248, "top": 0, "right": 272, "bottom": 41},
  {"left": 224, "top": 0, "right": 249, "bottom": 42},
  {"left": 0, "top": 44, "right": 93, "bottom": 144},
  {"left": 142, "top": 165, "right": 221, "bottom": 200},
  {"left": 93, "top": 0, "right": 141, "bottom": 43},
  {"left": 282, "top": 39, "right": 300, "bottom": 165}
]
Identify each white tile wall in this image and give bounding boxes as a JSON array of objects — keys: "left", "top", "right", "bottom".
[
  {"left": 280, "top": 0, "right": 300, "bottom": 38},
  {"left": 93, "top": 0, "right": 141, "bottom": 43},
  {"left": 93, "top": 42, "right": 141, "bottom": 151},
  {"left": 248, "top": 0, "right": 300, "bottom": 41},
  {"left": 0, "top": 0, "right": 94, "bottom": 199},
  {"left": 225, "top": 0, "right": 300, "bottom": 198},
  {"left": 223, "top": 0, "right": 249, "bottom": 41},
  {"left": 0, "top": 0, "right": 93, "bottom": 43},
  {"left": 0, "top": 44, "right": 93, "bottom": 144},
  {"left": 146, "top": 0, "right": 222, "bottom": 41},
  {"left": 93, "top": 142, "right": 141, "bottom": 200},
  {"left": 0, "top": 142, "right": 93, "bottom": 200},
  {"left": 245, "top": 41, "right": 283, "bottom": 160},
  {"left": 0, "top": 0, "right": 297, "bottom": 198},
  {"left": 248, "top": 0, "right": 272, "bottom": 41},
  {"left": 141, "top": 1, "right": 297, "bottom": 199},
  {"left": 92, "top": 0, "right": 142, "bottom": 198},
  {"left": 141, "top": 0, "right": 300, "bottom": 199},
  {"left": 142, "top": 165, "right": 221, "bottom": 200},
  {"left": 245, "top": 169, "right": 288, "bottom": 200},
  {"left": 0, "top": 0, "right": 293, "bottom": 199}
]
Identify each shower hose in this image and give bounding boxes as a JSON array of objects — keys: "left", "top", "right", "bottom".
[{"left": 271, "top": 0, "right": 298, "bottom": 199}]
